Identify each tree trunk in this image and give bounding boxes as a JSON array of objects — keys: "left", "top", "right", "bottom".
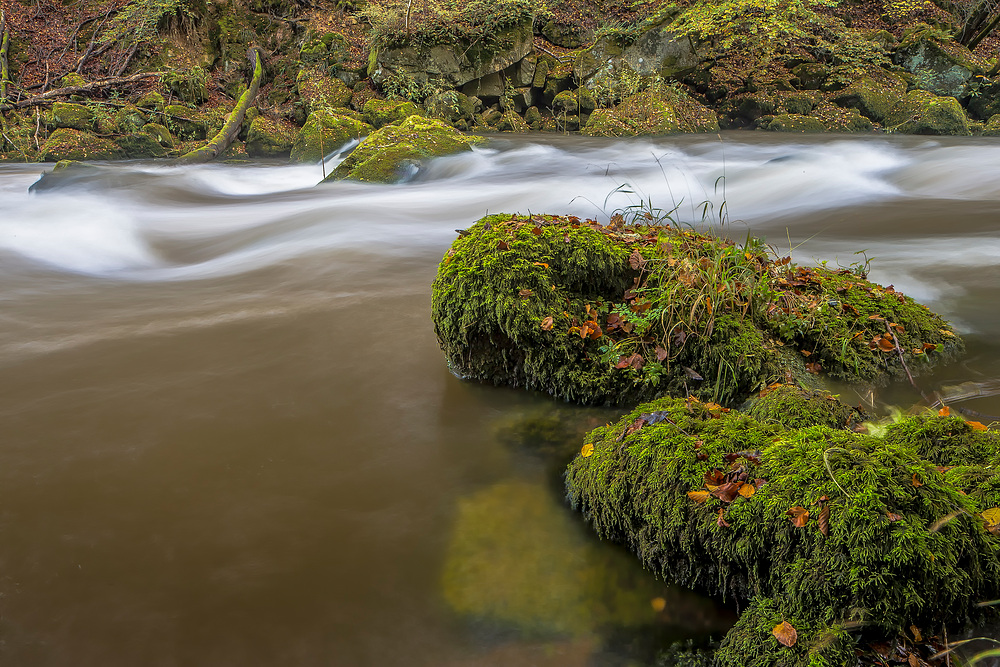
[
  {"left": 176, "top": 47, "right": 263, "bottom": 165},
  {"left": 1, "top": 9, "right": 10, "bottom": 105}
]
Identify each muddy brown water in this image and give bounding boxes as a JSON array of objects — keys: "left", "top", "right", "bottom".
[{"left": 2, "top": 132, "right": 1000, "bottom": 665}]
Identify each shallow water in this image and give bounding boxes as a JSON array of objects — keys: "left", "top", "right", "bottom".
[{"left": 2, "top": 132, "right": 1000, "bottom": 665}]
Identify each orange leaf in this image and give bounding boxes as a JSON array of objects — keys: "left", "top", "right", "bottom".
[
  {"left": 581, "top": 443, "right": 594, "bottom": 457},
  {"left": 772, "top": 621, "right": 798, "bottom": 647},
  {"left": 687, "top": 490, "right": 711, "bottom": 504},
  {"left": 968, "top": 421, "right": 989, "bottom": 432},
  {"left": 739, "top": 483, "right": 756, "bottom": 498},
  {"left": 938, "top": 406, "right": 951, "bottom": 417},
  {"left": 786, "top": 506, "right": 809, "bottom": 528},
  {"left": 818, "top": 503, "right": 830, "bottom": 537},
  {"left": 877, "top": 337, "right": 895, "bottom": 352},
  {"left": 888, "top": 512, "right": 903, "bottom": 522},
  {"left": 518, "top": 289, "right": 533, "bottom": 297},
  {"left": 532, "top": 262, "right": 549, "bottom": 269},
  {"left": 912, "top": 474, "right": 923, "bottom": 488},
  {"left": 541, "top": 316, "right": 554, "bottom": 331}
]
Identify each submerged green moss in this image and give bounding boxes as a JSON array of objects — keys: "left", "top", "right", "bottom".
[
  {"left": 432, "top": 215, "right": 962, "bottom": 406},
  {"left": 565, "top": 397, "right": 1000, "bottom": 666}
]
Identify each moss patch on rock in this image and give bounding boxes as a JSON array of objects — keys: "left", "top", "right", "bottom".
[
  {"left": 565, "top": 396, "right": 1000, "bottom": 666},
  {"left": 245, "top": 116, "right": 298, "bottom": 158},
  {"left": 361, "top": 99, "right": 423, "bottom": 129},
  {"left": 432, "top": 215, "right": 962, "bottom": 406},
  {"left": 583, "top": 87, "right": 718, "bottom": 137},
  {"left": 325, "top": 115, "right": 484, "bottom": 183},
  {"left": 51, "top": 102, "right": 95, "bottom": 131},
  {"left": 758, "top": 114, "right": 827, "bottom": 132},
  {"left": 296, "top": 66, "right": 353, "bottom": 115},
  {"left": 888, "top": 90, "right": 970, "bottom": 135},
  {"left": 290, "top": 109, "right": 372, "bottom": 162},
  {"left": 40, "top": 128, "right": 123, "bottom": 161},
  {"left": 743, "top": 384, "right": 866, "bottom": 430}
]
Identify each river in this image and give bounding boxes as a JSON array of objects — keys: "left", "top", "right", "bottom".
[{"left": 1, "top": 132, "right": 999, "bottom": 665}]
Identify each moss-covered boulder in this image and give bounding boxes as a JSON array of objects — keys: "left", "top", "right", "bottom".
[
  {"left": 325, "top": 115, "right": 485, "bottom": 184},
  {"left": 565, "top": 397, "right": 1000, "bottom": 666},
  {"left": 361, "top": 99, "right": 423, "bottom": 129},
  {"left": 758, "top": 114, "right": 827, "bottom": 132},
  {"left": 163, "top": 67, "right": 209, "bottom": 104},
  {"left": 51, "top": 102, "right": 95, "bottom": 131},
  {"left": 831, "top": 72, "right": 908, "bottom": 124},
  {"left": 40, "top": 128, "right": 123, "bottom": 161},
  {"left": 116, "top": 132, "right": 168, "bottom": 159},
  {"left": 889, "top": 89, "right": 970, "bottom": 135},
  {"left": 583, "top": 87, "right": 718, "bottom": 137},
  {"left": 982, "top": 113, "right": 1000, "bottom": 136},
  {"left": 141, "top": 123, "right": 175, "bottom": 148},
  {"left": 893, "top": 25, "right": 984, "bottom": 98},
  {"left": 742, "top": 384, "right": 866, "bottom": 430},
  {"left": 290, "top": 109, "right": 372, "bottom": 162},
  {"left": 245, "top": 116, "right": 298, "bottom": 158},
  {"left": 113, "top": 105, "right": 148, "bottom": 135},
  {"left": 432, "top": 215, "right": 962, "bottom": 406},
  {"left": 163, "top": 105, "right": 208, "bottom": 140},
  {"left": 295, "top": 66, "right": 353, "bottom": 115},
  {"left": 441, "top": 480, "right": 729, "bottom": 639},
  {"left": 136, "top": 91, "right": 166, "bottom": 111}
]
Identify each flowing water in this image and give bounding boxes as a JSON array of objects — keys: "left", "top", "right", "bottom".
[{"left": 2, "top": 132, "right": 1000, "bottom": 666}]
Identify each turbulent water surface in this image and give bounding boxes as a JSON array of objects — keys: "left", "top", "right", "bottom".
[{"left": 2, "top": 132, "right": 1000, "bottom": 666}]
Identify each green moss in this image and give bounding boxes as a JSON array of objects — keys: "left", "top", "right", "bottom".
[
  {"left": 136, "top": 91, "right": 166, "bottom": 111},
  {"left": 983, "top": 113, "right": 1000, "bottom": 136},
  {"left": 831, "top": 72, "right": 907, "bottom": 123},
  {"left": 888, "top": 89, "right": 970, "bottom": 136},
  {"left": 361, "top": 98, "right": 423, "bottom": 129},
  {"left": 290, "top": 109, "right": 372, "bottom": 162},
  {"left": 163, "top": 104, "right": 208, "bottom": 140},
  {"left": 295, "top": 66, "right": 353, "bottom": 114},
  {"left": 51, "top": 102, "right": 94, "bottom": 131},
  {"left": 565, "top": 398, "right": 1000, "bottom": 665},
  {"left": 326, "top": 115, "right": 485, "bottom": 183},
  {"left": 163, "top": 67, "right": 209, "bottom": 104},
  {"left": 432, "top": 216, "right": 962, "bottom": 406},
  {"left": 743, "top": 384, "right": 865, "bottom": 430},
  {"left": 116, "top": 132, "right": 168, "bottom": 158},
  {"left": 245, "top": 116, "right": 298, "bottom": 158},
  {"left": 758, "top": 114, "right": 827, "bottom": 133},
  {"left": 141, "top": 122, "right": 175, "bottom": 147},
  {"left": 40, "top": 128, "right": 123, "bottom": 161}
]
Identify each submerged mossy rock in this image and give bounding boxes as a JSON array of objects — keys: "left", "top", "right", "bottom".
[
  {"left": 40, "top": 128, "right": 123, "bottom": 161},
  {"left": 245, "top": 116, "right": 298, "bottom": 158},
  {"left": 290, "top": 109, "right": 371, "bottom": 162},
  {"left": 441, "top": 480, "right": 728, "bottom": 639},
  {"left": 888, "top": 89, "right": 970, "bottom": 135},
  {"left": 432, "top": 215, "right": 962, "bottom": 406},
  {"left": 565, "top": 397, "right": 1000, "bottom": 666},
  {"left": 583, "top": 88, "right": 718, "bottom": 137},
  {"left": 325, "top": 115, "right": 485, "bottom": 183}
]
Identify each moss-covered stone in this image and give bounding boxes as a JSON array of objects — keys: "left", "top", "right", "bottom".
[
  {"left": 888, "top": 89, "right": 970, "bottom": 135},
  {"left": 51, "top": 102, "right": 94, "bottom": 131},
  {"left": 295, "top": 66, "right": 353, "bottom": 115},
  {"left": 163, "top": 104, "right": 208, "bottom": 140},
  {"left": 497, "top": 110, "right": 530, "bottom": 133},
  {"left": 141, "top": 123, "right": 175, "bottom": 148},
  {"left": 116, "top": 132, "right": 168, "bottom": 158},
  {"left": 810, "top": 101, "right": 876, "bottom": 133},
  {"left": 432, "top": 215, "right": 962, "bottom": 406},
  {"left": 831, "top": 72, "right": 907, "bottom": 123},
  {"left": 290, "top": 109, "right": 372, "bottom": 162},
  {"left": 325, "top": 115, "right": 485, "bottom": 183},
  {"left": 113, "top": 105, "right": 148, "bottom": 134},
  {"left": 136, "top": 91, "right": 166, "bottom": 111},
  {"left": 245, "top": 116, "right": 298, "bottom": 158},
  {"left": 441, "top": 481, "right": 726, "bottom": 638},
  {"left": 565, "top": 397, "right": 1000, "bottom": 666},
  {"left": 758, "top": 114, "right": 827, "bottom": 132},
  {"left": 40, "top": 128, "right": 123, "bottom": 161},
  {"left": 361, "top": 98, "right": 423, "bottom": 129},
  {"left": 893, "top": 26, "right": 985, "bottom": 98},
  {"left": 583, "top": 85, "right": 718, "bottom": 137},
  {"left": 163, "top": 67, "right": 209, "bottom": 104},
  {"left": 983, "top": 113, "right": 1000, "bottom": 136}
]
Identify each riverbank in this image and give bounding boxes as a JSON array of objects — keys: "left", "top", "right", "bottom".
[{"left": 4, "top": 0, "right": 1000, "bottom": 170}]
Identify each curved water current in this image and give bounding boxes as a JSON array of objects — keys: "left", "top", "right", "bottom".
[{"left": 2, "top": 132, "right": 1000, "bottom": 665}]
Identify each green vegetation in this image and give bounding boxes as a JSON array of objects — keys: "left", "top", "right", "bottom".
[
  {"left": 565, "top": 396, "right": 1000, "bottom": 666},
  {"left": 431, "top": 214, "right": 962, "bottom": 406},
  {"left": 361, "top": 0, "right": 538, "bottom": 49}
]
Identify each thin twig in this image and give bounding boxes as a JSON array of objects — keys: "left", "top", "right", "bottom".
[
  {"left": 885, "top": 321, "right": 930, "bottom": 403},
  {"left": 0, "top": 71, "right": 164, "bottom": 111}
]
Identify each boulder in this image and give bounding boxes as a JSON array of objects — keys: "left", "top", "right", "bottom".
[
  {"left": 141, "top": 123, "right": 175, "bottom": 148},
  {"left": 135, "top": 91, "right": 166, "bottom": 111},
  {"left": 889, "top": 89, "right": 970, "bottom": 135},
  {"left": 290, "top": 109, "right": 372, "bottom": 162},
  {"left": 574, "top": 17, "right": 700, "bottom": 92},
  {"left": 966, "top": 78, "right": 1000, "bottom": 120},
  {"left": 40, "top": 128, "right": 123, "bottom": 161},
  {"left": 432, "top": 215, "right": 961, "bottom": 406},
  {"left": 116, "top": 132, "right": 168, "bottom": 159},
  {"left": 566, "top": 397, "right": 1000, "bottom": 666},
  {"left": 362, "top": 99, "right": 423, "bottom": 129},
  {"left": 163, "top": 104, "right": 208, "bottom": 140},
  {"left": 424, "top": 90, "right": 478, "bottom": 130},
  {"left": 245, "top": 116, "right": 298, "bottom": 158},
  {"left": 583, "top": 87, "right": 718, "bottom": 137},
  {"left": 371, "top": 20, "right": 534, "bottom": 90},
  {"left": 831, "top": 72, "right": 908, "bottom": 123},
  {"left": 296, "top": 66, "right": 353, "bottom": 115},
  {"left": 758, "top": 114, "right": 827, "bottom": 132},
  {"left": 982, "top": 113, "right": 1000, "bottom": 136},
  {"left": 894, "top": 30, "right": 982, "bottom": 98},
  {"left": 51, "top": 102, "right": 94, "bottom": 131},
  {"left": 324, "top": 115, "right": 485, "bottom": 184}
]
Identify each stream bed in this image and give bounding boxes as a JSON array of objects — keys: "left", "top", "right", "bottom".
[{"left": 2, "top": 132, "right": 1000, "bottom": 665}]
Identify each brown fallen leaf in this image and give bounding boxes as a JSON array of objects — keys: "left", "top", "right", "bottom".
[
  {"left": 540, "top": 316, "right": 554, "bottom": 331},
  {"left": 716, "top": 507, "right": 730, "bottom": 528},
  {"left": 912, "top": 473, "right": 923, "bottom": 488},
  {"left": 497, "top": 240, "right": 509, "bottom": 250},
  {"left": 518, "top": 289, "right": 533, "bottom": 297},
  {"left": 712, "top": 481, "right": 742, "bottom": 503},
  {"left": 772, "top": 621, "right": 798, "bottom": 647},
  {"left": 786, "top": 506, "right": 809, "bottom": 528},
  {"left": 910, "top": 625, "right": 923, "bottom": 642},
  {"left": 887, "top": 512, "right": 903, "bottom": 522},
  {"left": 687, "top": 490, "right": 711, "bottom": 504},
  {"left": 818, "top": 503, "right": 830, "bottom": 537}
]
